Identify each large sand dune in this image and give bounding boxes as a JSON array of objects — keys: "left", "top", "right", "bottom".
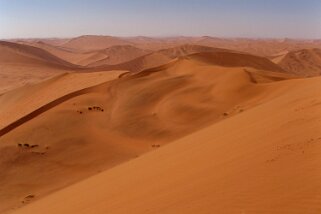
[
  {"left": 10, "top": 68, "right": 321, "bottom": 214},
  {"left": 0, "top": 37, "right": 320, "bottom": 214},
  {"left": 0, "top": 51, "right": 292, "bottom": 213}
]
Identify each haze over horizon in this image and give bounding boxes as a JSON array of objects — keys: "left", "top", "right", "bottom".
[{"left": 1, "top": 0, "right": 321, "bottom": 39}]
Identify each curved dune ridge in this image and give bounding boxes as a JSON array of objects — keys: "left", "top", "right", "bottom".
[
  {"left": 0, "top": 52, "right": 294, "bottom": 213},
  {"left": 278, "top": 48, "right": 321, "bottom": 76},
  {"left": 0, "top": 41, "right": 82, "bottom": 94},
  {"left": 0, "top": 41, "right": 78, "bottom": 68}
]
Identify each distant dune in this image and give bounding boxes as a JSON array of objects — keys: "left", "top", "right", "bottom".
[
  {"left": 0, "top": 41, "right": 76, "bottom": 68},
  {"left": 61, "top": 35, "right": 133, "bottom": 51},
  {"left": 0, "top": 41, "right": 79, "bottom": 93},
  {"left": 90, "top": 44, "right": 286, "bottom": 73},
  {"left": 16, "top": 40, "right": 100, "bottom": 66},
  {"left": 278, "top": 48, "right": 321, "bottom": 76},
  {"left": 85, "top": 45, "right": 152, "bottom": 66}
]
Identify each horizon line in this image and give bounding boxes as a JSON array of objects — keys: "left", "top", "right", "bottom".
[{"left": 2, "top": 34, "right": 321, "bottom": 41}]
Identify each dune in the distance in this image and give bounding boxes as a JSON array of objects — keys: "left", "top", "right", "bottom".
[
  {"left": 278, "top": 48, "right": 321, "bottom": 76},
  {"left": 0, "top": 41, "right": 78, "bottom": 94}
]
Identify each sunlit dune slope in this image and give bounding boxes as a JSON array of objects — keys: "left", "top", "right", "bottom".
[
  {"left": 12, "top": 74, "right": 321, "bottom": 214},
  {"left": 0, "top": 52, "right": 289, "bottom": 213}
]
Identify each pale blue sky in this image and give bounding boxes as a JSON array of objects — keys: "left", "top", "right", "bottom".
[{"left": 0, "top": 0, "right": 321, "bottom": 39}]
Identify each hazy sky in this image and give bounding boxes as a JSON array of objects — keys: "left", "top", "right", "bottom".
[{"left": 1, "top": 0, "right": 321, "bottom": 39}]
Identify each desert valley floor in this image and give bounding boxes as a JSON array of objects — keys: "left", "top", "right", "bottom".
[{"left": 0, "top": 36, "right": 321, "bottom": 213}]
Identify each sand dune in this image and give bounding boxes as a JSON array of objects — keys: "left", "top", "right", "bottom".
[
  {"left": 61, "top": 35, "right": 133, "bottom": 51},
  {"left": 16, "top": 42, "right": 152, "bottom": 67},
  {"left": 12, "top": 38, "right": 70, "bottom": 47},
  {"left": 1, "top": 37, "right": 320, "bottom": 214},
  {"left": 91, "top": 44, "right": 285, "bottom": 73},
  {"left": 278, "top": 48, "right": 321, "bottom": 76},
  {"left": 33, "top": 36, "right": 321, "bottom": 56},
  {"left": 11, "top": 73, "right": 321, "bottom": 214},
  {"left": 0, "top": 41, "right": 76, "bottom": 68},
  {"left": 0, "top": 41, "right": 80, "bottom": 93},
  {"left": 84, "top": 45, "right": 151, "bottom": 66},
  {"left": 0, "top": 52, "right": 290, "bottom": 213},
  {"left": 17, "top": 41, "right": 101, "bottom": 66},
  {"left": 0, "top": 71, "right": 125, "bottom": 132}
]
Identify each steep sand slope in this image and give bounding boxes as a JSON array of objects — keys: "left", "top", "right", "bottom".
[
  {"left": 61, "top": 35, "right": 133, "bottom": 51},
  {"left": 278, "top": 48, "right": 321, "bottom": 76},
  {"left": 0, "top": 53, "right": 289, "bottom": 213},
  {"left": 0, "top": 41, "right": 79, "bottom": 93},
  {"left": 12, "top": 75, "right": 321, "bottom": 214}
]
